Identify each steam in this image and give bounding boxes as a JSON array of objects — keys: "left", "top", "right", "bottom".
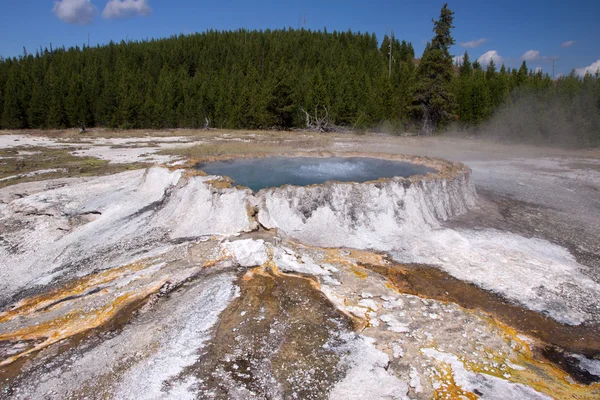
[
  {"left": 483, "top": 88, "right": 600, "bottom": 147},
  {"left": 295, "top": 161, "right": 369, "bottom": 178}
]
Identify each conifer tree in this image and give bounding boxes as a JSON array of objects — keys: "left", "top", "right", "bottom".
[
  {"left": 268, "top": 64, "right": 296, "bottom": 128},
  {"left": 0, "top": 60, "right": 7, "bottom": 123},
  {"left": 0, "top": 26, "right": 596, "bottom": 134},
  {"left": 514, "top": 61, "right": 528, "bottom": 87},
  {"left": 27, "top": 66, "right": 48, "bottom": 129},
  {"left": 66, "top": 72, "right": 92, "bottom": 129},
  {"left": 1, "top": 65, "right": 26, "bottom": 129},
  {"left": 486, "top": 59, "right": 497, "bottom": 78},
  {"left": 413, "top": 3, "right": 456, "bottom": 134},
  {"left": 459, "top": 52, "right": 472, "bottom": 77},
  {"left": 470, "top": 68, "right": 491, "bottom": 124},
  {"left": 496, "top": 64, "right": 510, "bottom": 104},
  {"left": 456, "top": 51, "right": 473, "bottom": 123}
]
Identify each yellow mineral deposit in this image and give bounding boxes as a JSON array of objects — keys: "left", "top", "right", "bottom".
[
  {"left": 431, "top": 362, "right": 478, "bottom": 400},
  {"left": 473, "top": 317, "right": 600, "bottom": 399},
  {"left": 204, "top": 177, "right": 235, "bottom": 189},
  {"left": 323, "top": 248, "right": 600, "bottom": 399},
  {"left": 323, "top": 249, "right": 369, "bottom": 279},
  {"left": 0, "top": 262, "right": 149, "bottom": 324},
  {"left": 0, "top": 260, "right": 170, "bottom": 367},
  {"left": 241, "top": 248, "right": 322, "bottom": 292},
  {"left": 202, "top": 249, "right": 232, "bottom": 269},
  {"left": 0, "top": 281, "right": 165, "bottom": 367},
  {"left": 180, "top": 164, "right": 208, "bottom": 176},
  {"left": 347, "top": 249, "right": 389, "bottom": 267}
]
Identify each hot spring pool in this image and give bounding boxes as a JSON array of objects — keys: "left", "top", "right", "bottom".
[{"left": 196, "top": 157, "right": 435, "bottom": 191}]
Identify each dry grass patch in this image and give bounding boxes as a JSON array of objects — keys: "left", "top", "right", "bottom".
[
  {"left": 0, "top": 147, "right": 146, "bottom": 188},
  {"left": 1, "top": 128, "right": 335, "bottom": 141},
  {"left": 1, "top": 128, "right": 205, "bottom": 140},
  {"left": 160, "top": 134, "right": 334, "bottom": 159}
]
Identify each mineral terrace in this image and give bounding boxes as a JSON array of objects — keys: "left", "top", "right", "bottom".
[{"left": 1, "top": 130, "right": 599, "bottom": 399}]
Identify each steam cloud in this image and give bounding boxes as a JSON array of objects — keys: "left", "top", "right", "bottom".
[{"left": 484, "top": 88, "right": 600, "bottom": 147}]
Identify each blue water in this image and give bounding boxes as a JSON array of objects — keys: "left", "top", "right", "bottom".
[{"left": 196, "top": 157, "right": 435, "bottom": 192}]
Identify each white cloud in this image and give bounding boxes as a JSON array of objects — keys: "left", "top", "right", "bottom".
[
  {"left": 477, "top": 50, "right": 503, "bottom": 66},
  {"left": 459, "top": 38, "right": 487, "bottom": 49},
  {"left": 561, "top": 40, "right": 575, "bottom": 48},
  {"left": 521, "top": 50, "right": 540, "bottom": 61},
  {"left": 575, "top": 59, "right": 600, "bottom": 77},
  {"left": 535, "top": 67, "right": 542, "bottom": 73},
  {"left": 53, "top": 0, "right": 98, "bottom": 25},
  {"left": 102, "top": 0, "right": 152, "bottom": 19},
  {"left": 453, "top": 54, "right": 464, "bottom": 66}
]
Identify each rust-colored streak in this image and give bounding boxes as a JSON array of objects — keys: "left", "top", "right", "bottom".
[
  {"left": 0, "top": 262, "right": 147, "bottom": 324},
  {"left": 174, "top": 265, "right": 353, "bottom": 399},
  {"left": 323, "top": 249, "right": 370, "bottom": 279},
  {"left": 366, "top": 262, "right": 600, "bottom": 356},
  {"left": 0, "top": 281, "right": 164, "bottom": 367},
  {"left": 363, "top": 261, "right": 600, "bottom": 397},
  {"left": 459, "top": 317, "right": 600, "bottom": 399}
]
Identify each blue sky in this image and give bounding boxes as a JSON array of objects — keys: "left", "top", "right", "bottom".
[{"left": 1, "top": 1, "right": 599, "bottom": 76}]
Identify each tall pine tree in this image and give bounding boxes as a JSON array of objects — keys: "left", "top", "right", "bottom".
[{"left": 413, "top": 3, "right": 456, "bottom": 134}]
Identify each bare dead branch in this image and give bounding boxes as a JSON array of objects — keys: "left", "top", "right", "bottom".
[{"left": 299, "top": 105, "right": 334, "bottom": 133}]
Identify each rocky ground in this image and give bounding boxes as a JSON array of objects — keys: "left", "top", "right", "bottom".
[{"left": 0, "top": 129, "right": 599, "bottom": 399}]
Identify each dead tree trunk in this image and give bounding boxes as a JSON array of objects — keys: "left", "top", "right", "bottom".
[
  {"left": 299, "top": 105, "right": 332, "bottom": 132},
  {"left": 419, "top": 106, "right": 434, "bottom": 136}
]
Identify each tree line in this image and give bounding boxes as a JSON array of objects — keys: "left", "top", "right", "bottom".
[
  {"left": 0, "top": 5, "right": 598, "bottom": 145},
  {"left": 0, "top": 29, "right": 415, "bottom": 131}
]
